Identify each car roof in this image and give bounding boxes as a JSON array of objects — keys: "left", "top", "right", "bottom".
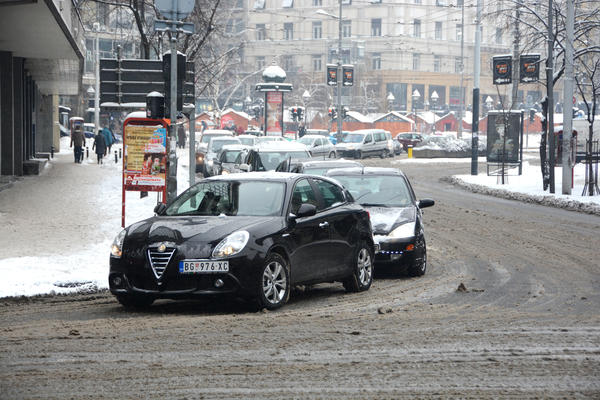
[
  {"left": 299, "top": 135, "right": 328, "bottom": 140},
  {"left": 299, "top": 159, "right": 362, "bottom": 168},
  {"left": 254, "top": 141, "right": 308, "bottom": 151},
  {"left": 220, "top": 144, "right": 250, "bottom": 151},
  {"left": 203, "top": 171, "right": 342, "bottom": 185},
  {"left": 237, "top": 134, "right": 257, "bottom": 139},
  {"left": 325, "top": 166, "right": 407, "bottom": 178},
  {"left": 202, "top": 130, "right": 233, "bottom": 135}
]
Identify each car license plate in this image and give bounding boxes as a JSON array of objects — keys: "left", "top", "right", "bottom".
[{"left": 179, "top": 260, "right": 229, "bottom": 274}]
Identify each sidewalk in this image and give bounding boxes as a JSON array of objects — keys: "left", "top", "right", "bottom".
[{"left": 0, "top": 136, "right": 192, "bottom": 297}]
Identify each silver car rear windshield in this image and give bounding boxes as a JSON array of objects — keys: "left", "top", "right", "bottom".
[
  {"left": 165, "top": 181, "right": 286, "bottom": 217},
  {"left": 333, "top": 175, "right": 412, "bottom": 207}
]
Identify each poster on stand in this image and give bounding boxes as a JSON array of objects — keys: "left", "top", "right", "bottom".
[
  {"left": 266, "top": 91, "right": 283, "bottom": 136},
  {"left": 123, "top": 124, "right": 168, "bottom": 192}
]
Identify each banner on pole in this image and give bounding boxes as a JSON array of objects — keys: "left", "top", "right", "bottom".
[{"left": 123, "top": 124, "right": 168, "bottom": 192}]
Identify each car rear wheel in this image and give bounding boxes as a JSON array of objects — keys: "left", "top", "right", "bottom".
[
  {"left": 380, "top": 149, "right": 389, "bottom": 158},
  {"left": 116, "top": 294, "right": 154, "bottom": 309},
  {"left": 257, "top": 253, "right": 290, "bottom": 310},
  {"left": 343, "top": 242, "right": 373, "bottom": 292},
  {"left": 407, "top": 242, "right": 427, "bottom": 277},
  {"left": 355, "top": 150, "right": 362, "bottom": 160},
  {"left": 328, "top": 151, "right": 336, "bottom": 158}
]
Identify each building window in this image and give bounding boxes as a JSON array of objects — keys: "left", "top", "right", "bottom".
[
  {"left": 283, "top": 55, "right": 295, "bottom": 72},
  {"left": 413, "top": 53, "right": 420, "bottom": 70},
  {"left": 435, "top": 22, "right": 443, "bottom": 40},
  {"left": 313, "top": 22, "right": 322, "bottom": 39},
  {"left": 253, "top": 0, "right": 265, "bottom": 9},
  {"left": 371, "top": 19, "right": 382, "bottom": 37},
  {"left": 456, "top": 24, "right": 463, "bottom": 41},
  {"left": 495, "top": 28, "right": 502, "bottom": 44},
  {"left": 434, "top": 55, "right": 441, "bottom": 72},
  {"left": 342, "top": 20, "right": 351, "bottom": 38},
  {"left": 413, "top": 19, "right": 421, "bottom": 38},
  {"left": 282, "top": 0, "right": 293, "bottom": 7},
  {"left": 284, "top": 23, "right": 293, "bottom": 40},
  {"left": 312, "top": 0, "right": 322, "bottom": 6},
  {"left": 312, "top": 55, "right": 322, "bottom": 71},
  {"left": 256, "top": 24, "right": 266, "bottom": 40},
  {"left": 372, "top": 53, "right": 381, "bottom": 70},
  {"left": 455, "top": 56, "right": 462, "bottom": 73},
  {"left": 257, "top": 56, "right": 265, "bottom": 70}
]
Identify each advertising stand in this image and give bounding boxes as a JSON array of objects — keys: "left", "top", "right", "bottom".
[{"left": 121, "top": 114, "right": 169, "bottom": 227}]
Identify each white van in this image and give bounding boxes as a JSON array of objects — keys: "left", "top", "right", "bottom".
[{"left": 335, "top": 129, "right": 390, "bottom": 159}]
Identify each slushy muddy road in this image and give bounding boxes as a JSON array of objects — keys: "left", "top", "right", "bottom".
[{"left": 1, "top": 158, "right": 599, "bottom": 399}]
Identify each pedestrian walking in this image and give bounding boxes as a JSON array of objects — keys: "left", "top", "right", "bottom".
[
  {"left": 92, "top": 129, "right": 107, "bottom": 164},
  {"left": 70, "top": 126, "right": 85, "bottom": 163},
  {"left": 177, "top": 117, "right": 186, "bottom": 148},
  {"left": 102, "top": 126, "right": 114, "bottom": 154}
]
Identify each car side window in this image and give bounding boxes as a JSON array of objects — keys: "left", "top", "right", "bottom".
[
  {"left": 290, "top": 178, "right": 319, "bottom": 215},
  {"left": 364, "top": 134, "right": 372, "bottom": 144},
  {"left": 313, "top": 179, "right": 345, "bottom": 210}
]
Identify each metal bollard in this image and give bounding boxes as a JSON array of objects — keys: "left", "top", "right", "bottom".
[
  {"left": 51, "top": 146, "right": 55, "bottom": 158},
  {"left": 119, "top": 148, "right": 122, "bottom": 159},
  {"left": 407, "top": 145, "right": 413, "bottom": 158},
  {"left": 115, "top": 150, "right": 118, "bottom": 163},
  {"left": 86, "top": 147, "right": 89, "bottom": 159}
]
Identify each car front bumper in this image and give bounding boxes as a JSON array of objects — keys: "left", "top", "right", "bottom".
[{"left": 373, "top": 237, "right": 419, "bottom": 265}]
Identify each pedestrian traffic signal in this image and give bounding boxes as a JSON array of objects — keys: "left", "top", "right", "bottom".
[
  {"left": 328, "top": 107, "right": 337, "bottom": 120},
  {"left": 289, "top": 107, "right": 298, "bottom": 121}
]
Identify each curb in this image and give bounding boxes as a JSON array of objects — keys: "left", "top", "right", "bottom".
[{"left": 444, "top": 176, "right": 600, "bottom": 216}]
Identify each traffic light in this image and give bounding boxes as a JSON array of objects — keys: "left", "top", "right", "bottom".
[
  {"left": 289, "top": 107, "right": 297, "bottom": 121},
  {"left": 163, "top": 52, "right": 187, "bottom": 115},
  {"left": 328, "top": 107, "right": 337, "bottom": 120},
  {"left": 297, "top": 106, "right": 304, "bottom": 121},
  {"left": 342, "top": 106, "right": 348, "bottom": 119},
  {"left": 529, "top": 108, "right": 535, "bottom": 122}
]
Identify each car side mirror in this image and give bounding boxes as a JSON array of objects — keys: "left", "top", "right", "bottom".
[
  {"left": 239, "top": 163, "right": 250, "bottom": 172},
  {"left": 154, "top": 203, "right": 167, "bottom": 215},
  {"left": 313, "top": 143, "right": 319, "bottom": 147},
  {"left": 418, "top": 199, "right": 435, "bottom": 209},
  {"left": 296, "top": 203, "right": 317, "bottom": 218}
]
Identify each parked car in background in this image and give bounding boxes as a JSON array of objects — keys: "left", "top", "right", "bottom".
[
  {"left": 210, "top": 144, "right": 250, "bottom": 176},
  {"left": 239, "top": 141, "right": 311, "bottom": 172},
  {"left": 202, "top": 136, "right": 242, "bottom": 177},
  {"left": 326, "top": 167, "right": 434, "bottom": 277},
  {"left": 297, "top": 135, "right": 337, "bottom": 158},
  {"left": 276, "top": 158, "right": 363, "bottom": 175},
  {"left": 395, "top": 132, "right": 423, "bottom": 151},
  {"left": 256, "top": 136, "right": 287, "bottom": 145},
  {"left": 195, "top": 130, "right": 234, "bottom": 173},
  {"left": 335, "top": 129, "right": 390, "bottom": 159},
  {"left": 109, "top": 172, "right": 374, "bottom": 310}
]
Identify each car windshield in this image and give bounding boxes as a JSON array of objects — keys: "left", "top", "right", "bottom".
[
  {"left": 165, "top": 181, "right": 286, "bottom": 217},
  {"left": 210, "top": 138, "right": 240, "bottom": 152},
  {"left": 342, "top": 133, "right": 365, "bottom": 143},
  {"left": 332, "top": 175, "right": 413, "bottom": 207},
  {"left": 239, "top": 137, "right": 255, "bottom": 146},
  {"left": 202, "top": 134, "right": 229, "bottom": 143},
  {"left": 257, "top": 151, "right": 310, "bottom": 171},
  {"left": 222, "top": 150, "right": 243, "bottom": 163},
  {"left": 298, "top": 137, "right": 314, "bottom": 145}
]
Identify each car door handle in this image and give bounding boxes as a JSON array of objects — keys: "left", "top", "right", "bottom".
[{"left": 319, "top": 222, "right": 329, "bottom": 228}]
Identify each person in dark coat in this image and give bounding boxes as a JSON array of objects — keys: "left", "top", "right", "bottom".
[
  {"left": 70, "top": 127, "right": 86, "bottom": 163},
  {"left": 92, "top": 129, "right": 107, "bottom": 164}
]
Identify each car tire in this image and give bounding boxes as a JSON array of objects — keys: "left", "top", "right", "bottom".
[
  {"left": 407, "top": 241, "right": 427, "bottom": 277},
  {"left": 343, "top": 241, "right": 373, "bottom": 293},
  {"left": 380, "top": 149, "right": 388, "bottom": 159},
  {"left": 355, "top": 150, "right": 362, "bottom": 160},
  {"left": 328, "top": 151, "right": 336, "bottom": 159},
  {"left": 256, "top": 253, "right": 290, "bottom": 310},
  {"left": 116, "top": 294, "right": 154, "bottom": 309}
]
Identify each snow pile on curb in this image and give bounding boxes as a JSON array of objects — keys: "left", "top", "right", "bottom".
[{"left": 445, "top": 175, "right": 600, "bottom": 216}]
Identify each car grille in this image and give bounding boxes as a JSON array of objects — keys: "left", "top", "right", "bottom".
[{"left": 147, "top": 247, "right": 176, "bottom": 279}]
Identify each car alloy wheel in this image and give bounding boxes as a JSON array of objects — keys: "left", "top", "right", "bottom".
[
  {"left": 343, "top": 242, "right": 373, "bottom": 292},
  {"left": 408, "top": 243, "right": 427, "bottom": 277},
  {"left": 328, "top": 151, "right": 336, "bottom": 158},
  {"left": 258, "top": 253, "right": 290, "bottom": 310}
]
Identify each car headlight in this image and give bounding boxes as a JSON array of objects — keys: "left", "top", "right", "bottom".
[
  {"left": 196, "top": 154, "right": 204, "bottom": 163},
  {"left": 111, "top": 229, "right": 126, "bottom": 258},
  {"left": 212, "top": 231, "right": 249, "bottom": 259},
  {"left": 207, "top": 159, "right": 213, "bottom": 167},
  {"left": 221, "top": 169, "right": 229, "bottom": 175},
  {"left": 388, "top": 222, "right": 416, "bottom": 239}
]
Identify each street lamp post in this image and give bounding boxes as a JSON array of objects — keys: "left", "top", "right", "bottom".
[
  {"left": 431, "top": 90, "right": 439, "bottom": 135},
  {"left": 302, "top": 90, "right": 311, "bottom": 129},
  {"left": 412, "top": 89, "right": 420, "bottom": 132}
]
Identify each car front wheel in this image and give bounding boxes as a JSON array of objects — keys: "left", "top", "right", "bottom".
[
  {"left": 355, "top": 150, "right": 362, "bottom": 159},
  {"left": 407, "top": 241, "right": 427, "bottom": 277},
  {"left": 328, "top": 151, "right": 336, "bottom": 158},
  {"left": 343, "top": 242, "right": 373, "bottom": 292},
  {"left": 257, "top": 253, "right": 290, "bottom": 310}
]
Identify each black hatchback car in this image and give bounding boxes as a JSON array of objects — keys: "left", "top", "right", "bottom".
[
  {"left": 109, "top": 172, "right": 374, "bottom": 310},
  {"left": 326, "top": 167, "right": 434, "bottom": 276}
]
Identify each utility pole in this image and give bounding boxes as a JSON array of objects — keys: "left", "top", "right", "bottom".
[
  {"left": 511, "top": 1, "right": 520, "bottom": 110},
  {"left": 458, "top": 1, "right": 465, "bottom": 139},
  {"left": 337, "top": 0, "right": 343, "bottom": 140},
  {"left": 471, "top": 0, "right": 482, "bottom": 175},
  {"left": 562, "top": 0, "right": 574, "bottom": 194},
  {"left": 547, "top": 0, "right": 555, "bottom": 193}
]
